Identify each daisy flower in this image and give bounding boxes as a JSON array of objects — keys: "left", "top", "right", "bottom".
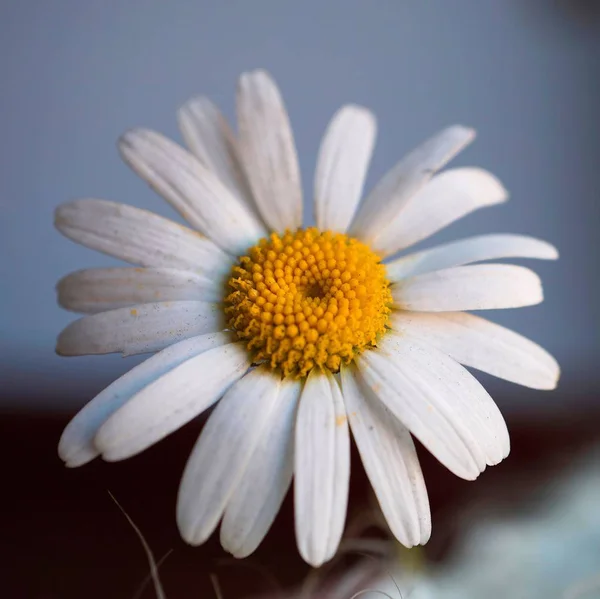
[{"left": 55, "top": 69, "right": 559, "bottom": 567}]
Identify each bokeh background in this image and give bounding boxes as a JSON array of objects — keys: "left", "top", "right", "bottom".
[{"left": 1, "top": 2, "right": 599, "bottom": 598}]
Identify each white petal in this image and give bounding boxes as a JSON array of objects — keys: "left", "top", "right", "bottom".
[
  {"left": 119, "top": 129, "right": 266, "bottom": 254},
  {"left": 56, "top": 301, "right": 224, "bottom": 356},
  {"left": 390, "top": 311, "right": 560, "bottom": 390},
  {"left": 178, "top": 96, "right": 257, "bottom": 214},
  {"left": 377, "top": 334, "right": 510, "bottom": 466},
  {"left": 341, "top": 365, "right": 431, "bottom": 547},
  {"left": 350, "top": 126, "right": 475, "bottom": 243},
  {"left": 220, "top": 377, "right": 301, "bottom": 557},
  {"left": 95, "top": 342, "right": 250, "bottom": 461},
  {"left": 294, "top": 369, "right": 350, "bottom": 567},
  {"left": 386, "top": 234, "right": 558, "bottom": 280},
  {"left": 357, "top": 347, "right": 484, "bottom": 480},
  {"left": 58, "top": 332, "right": 232, "bottom": 467},
  {"left": 314, "top": 105, "right": 376, "bottom": 233},
  {"left": 392, "top": 264, "right": 543, "bottom": 311},
  {"left": 177, "top": 367, "right": 282, "bottom": 546},
  {"left": 236, "top": 70, "right": 302, "bottom": 232},
  {"left": 55, "top": 199, "right": 232, "bottom": 277},
  {"left": 57, "top": 267, "right": 223, "bottom": 314},
  {"left": 371, "top": 168, "right": 508, "bottom": 256}
]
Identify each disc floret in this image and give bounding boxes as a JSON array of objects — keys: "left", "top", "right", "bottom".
[{"left": 225, "top": 228, "right": 392, "bottom": 377}]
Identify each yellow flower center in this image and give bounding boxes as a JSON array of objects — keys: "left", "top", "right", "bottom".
[{"left": 225, "top": 228, "right": 392, "bottom": 377}]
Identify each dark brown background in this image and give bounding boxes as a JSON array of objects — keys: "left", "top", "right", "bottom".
[{"left": 4, "top": 388, "right": 599, "bottom": 599}]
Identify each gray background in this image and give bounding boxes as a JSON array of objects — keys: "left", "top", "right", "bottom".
[{"left": 1, "top": 1, "right": 598, "bottom": 410}]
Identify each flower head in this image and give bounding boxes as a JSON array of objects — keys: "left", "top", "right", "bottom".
[{"left": 55, "top": 69, "right": 559, "bottom": 567}]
